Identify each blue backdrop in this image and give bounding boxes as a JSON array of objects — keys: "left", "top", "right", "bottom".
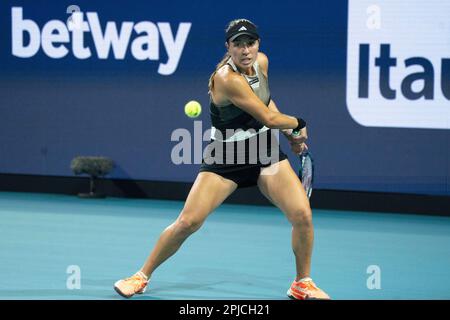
[{"left": 1, "top": 0, "right": 449, "bottom": 196}]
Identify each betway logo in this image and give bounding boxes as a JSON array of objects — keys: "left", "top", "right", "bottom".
[
  {"left": 346, "top": 0, "right": 450, "bottom": 129},
  {"left": 11, "top": 7, "right": 191, "bottom": 75}
]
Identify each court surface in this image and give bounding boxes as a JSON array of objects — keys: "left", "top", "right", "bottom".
[{"left": 0, "top": 191, "right": 449, "bottom": 300}]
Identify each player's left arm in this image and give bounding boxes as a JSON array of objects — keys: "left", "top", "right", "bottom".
[{"left": 257, "top": 53, "right": 285, "bottom": 121}]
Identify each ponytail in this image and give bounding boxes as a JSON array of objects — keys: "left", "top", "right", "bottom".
[{"left": 208, "top": 53, "right": 230, "bottom": 94}]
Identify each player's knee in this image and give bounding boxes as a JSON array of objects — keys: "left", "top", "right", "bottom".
[
  {"left": 289, "top": 206, "right": 312, "bottom": 228},
  {"left": 175, "top": 215, "right": 204, "bottom": 236}
]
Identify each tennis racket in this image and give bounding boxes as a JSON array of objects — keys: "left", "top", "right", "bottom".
[
  {"left": 298, "top": 151, "right": 314, "bottom": 199},
  {"left": 290, "top": 128, "right": 314, "bottom": 199}
]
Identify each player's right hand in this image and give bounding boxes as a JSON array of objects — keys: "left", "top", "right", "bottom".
[{"left": 290, "top": 142, "right": 308, "bottom": 154}]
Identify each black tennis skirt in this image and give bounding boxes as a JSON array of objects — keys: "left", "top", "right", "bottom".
[{"left": 199, "top": 129, "right": 288, "bottom": 188}]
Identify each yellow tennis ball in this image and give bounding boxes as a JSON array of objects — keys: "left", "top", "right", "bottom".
[{"left": 184, "top": 100, "right": 202, "bottom": 118}]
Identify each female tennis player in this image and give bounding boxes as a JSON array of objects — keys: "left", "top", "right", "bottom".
[{"left": 114, "top": 19, "right": 330, "bottom": 300}]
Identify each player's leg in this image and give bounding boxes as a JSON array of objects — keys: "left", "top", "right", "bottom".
[
  {"left": 257, "top": 159, "right": 330, "bottom": 299},
  {"left": 114, "top": 172, "right": 237, "bottom": 298},
  {"left": 140, "top": 172, "right": 237, "bottom": 277},
  {"left": 257, "top": 159, "right": 313, "bottom": 279}
]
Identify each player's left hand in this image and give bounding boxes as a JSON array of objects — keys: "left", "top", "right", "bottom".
[{"left": 283, "top": 127, "right": 308, "bottom": 145}]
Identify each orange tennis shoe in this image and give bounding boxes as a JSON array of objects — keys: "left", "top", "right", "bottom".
[
  {"left": 114, "top": 271, "right": 149, "bottom": 298},
  {"left": 287, "top": 277, "right": 331, "bottom": 300}
]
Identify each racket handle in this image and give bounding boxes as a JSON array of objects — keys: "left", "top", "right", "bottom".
[
  {"left": 299, "top": 152, "right": 307, "bottom": 166},
  {"left": 298, "top": 153, "right": 306, "bottom": 181},
  {"left": 284, "top": 128, "right": 301, "bottom": 136}
]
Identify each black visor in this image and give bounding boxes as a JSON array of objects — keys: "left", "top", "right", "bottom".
[{"left": 225, "top": 20, "right": 259, "bottom": 42}]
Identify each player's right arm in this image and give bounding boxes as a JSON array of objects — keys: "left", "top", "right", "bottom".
[{"left": 212, "top": 68, "right": 299, "bottom": 130}]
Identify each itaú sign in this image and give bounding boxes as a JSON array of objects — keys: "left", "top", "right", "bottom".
[{"left": 346, "top": 0, "right": 450, "bottom": 130}]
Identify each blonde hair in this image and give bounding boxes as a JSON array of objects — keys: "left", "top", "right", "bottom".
[{"left": 208, "top": 19, "right": 257, "bottom": 94}]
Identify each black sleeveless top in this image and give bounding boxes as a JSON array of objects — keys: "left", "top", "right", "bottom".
[{"left": 209, "top": 58, "right": 271, "bottom": 141}]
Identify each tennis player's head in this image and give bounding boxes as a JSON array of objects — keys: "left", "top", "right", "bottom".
[
  {"left": 225, "top": 19, "right": 260, "bottom": 70},
  {"left": 208, "top": 19, "right": 260, "bottom": 93}
]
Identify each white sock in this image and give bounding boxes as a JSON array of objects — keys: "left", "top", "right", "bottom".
[
  {"left": 297, "top": 277, "right": 312, "bottom": 282},
  {"left": 136, "top": 271, "right": 149, "bottom": 280}
]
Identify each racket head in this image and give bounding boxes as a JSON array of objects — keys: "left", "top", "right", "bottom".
[{"left": 298, "top": 152, "right": 314, "bottom": 198}]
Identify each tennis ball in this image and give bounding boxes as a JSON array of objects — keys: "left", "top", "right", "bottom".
[{"left": 184, "top": 100, "right": 202, "bottom": 118}]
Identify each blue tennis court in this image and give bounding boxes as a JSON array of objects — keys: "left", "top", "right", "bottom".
[{"left": 1, "top": 191, "right": 449, "bottom": 300}]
